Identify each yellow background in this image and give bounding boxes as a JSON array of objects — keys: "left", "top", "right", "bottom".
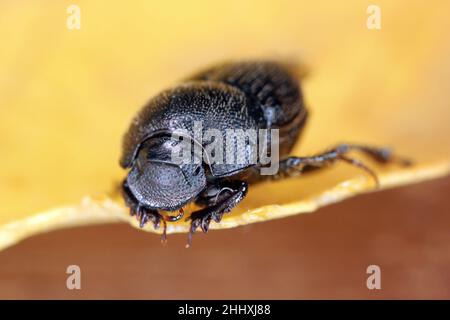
[{"left": 0, "top": 1, "right": 449, "bottom": 245}]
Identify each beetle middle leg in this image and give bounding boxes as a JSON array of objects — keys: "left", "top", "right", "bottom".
[
  {"left": 276, "top": 143, "right": 411, "bottom": 185},
  {"left": 186, "top": 180, "right": 248, "bottom": 247}
]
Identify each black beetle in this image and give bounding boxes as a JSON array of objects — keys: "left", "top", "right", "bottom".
[{"left": 120, "top": 60, "right": 410, "bottom": 246}]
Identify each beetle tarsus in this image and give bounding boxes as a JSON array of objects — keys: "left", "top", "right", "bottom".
[{"left": 338, "top": 154, "right": 380, "bottom": 187}]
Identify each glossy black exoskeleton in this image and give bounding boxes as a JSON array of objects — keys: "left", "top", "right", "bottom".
[{"left": 120, "top": 61, "right": 409, "bottom": 246}]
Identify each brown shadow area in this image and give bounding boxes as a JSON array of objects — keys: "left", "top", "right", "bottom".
[{"left": 0, "top": 176, "right": 449, "bottom": 299}]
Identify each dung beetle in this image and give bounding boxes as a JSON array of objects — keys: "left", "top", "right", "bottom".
[{"left": 120, "top": 60, "right": 410, "bottom": 246}]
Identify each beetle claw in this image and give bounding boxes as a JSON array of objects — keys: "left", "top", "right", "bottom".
[
  {"left": 185, "top": 213, "right": 206, "bottom": 248},
  {"left": 152, "top": 216, "right": 161, "bottom": 230},
  {"left": 138, "top": 210, "right": 148, "bottom": 228},
  {"left": 185, "top": 210, "right": 214, "bottom": 247},
  {"left": 201, "top": 216, "right": 211, "bottom": 233}
]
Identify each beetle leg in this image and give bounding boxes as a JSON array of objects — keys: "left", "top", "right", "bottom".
[
  {"left": 186, "top": 180, "right": 248, "bottom": 247},
  {"left": 122, "top": 179, "right": 167, "bottom": 241},
  {"left": 276, "top": 143, "right": 412, "bottom": 186}
]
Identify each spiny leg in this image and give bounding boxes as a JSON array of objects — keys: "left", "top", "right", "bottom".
[
  {"left": 331, "top": 144, "right": 412, "bottom": 165},
  {"left": 276, "top": 143, "right": 412, "bottom": 186},
  {"left": 187, "top": 180, "right": 248, "bottom": 247},
  {"left": 122, "top": 179, "right": 167, "bottom": 242}
]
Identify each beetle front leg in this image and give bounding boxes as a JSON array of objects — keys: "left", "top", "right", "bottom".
[
  {"left": 275, "top": 143, "right": 412, "bottom": 186},
  {"left": 187, "top": 180, "right": 248, "bottom": 247},
  {"left": 122, "top": 179, "right": 168, "bottom": 241}
]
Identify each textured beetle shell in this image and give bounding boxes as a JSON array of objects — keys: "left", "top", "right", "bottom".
[
  {"left": 189, "top": 61, "right": 303, "bottom": 127},
  {"left": 121, "top": 61, "right": 308, "bottom": 177}
]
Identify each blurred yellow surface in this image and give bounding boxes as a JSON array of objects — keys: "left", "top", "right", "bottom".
[{"left": 0, "top": 1, "right": 449, "bottom": 249}]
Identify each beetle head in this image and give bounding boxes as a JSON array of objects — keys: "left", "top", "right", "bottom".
[{"left": 126, "top": 136, "right": 206, "bottom": 211}]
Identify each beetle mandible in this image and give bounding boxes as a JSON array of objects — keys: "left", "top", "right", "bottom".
[{"left": 120, "top": 60, "right": 410, "bottom": 246}]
